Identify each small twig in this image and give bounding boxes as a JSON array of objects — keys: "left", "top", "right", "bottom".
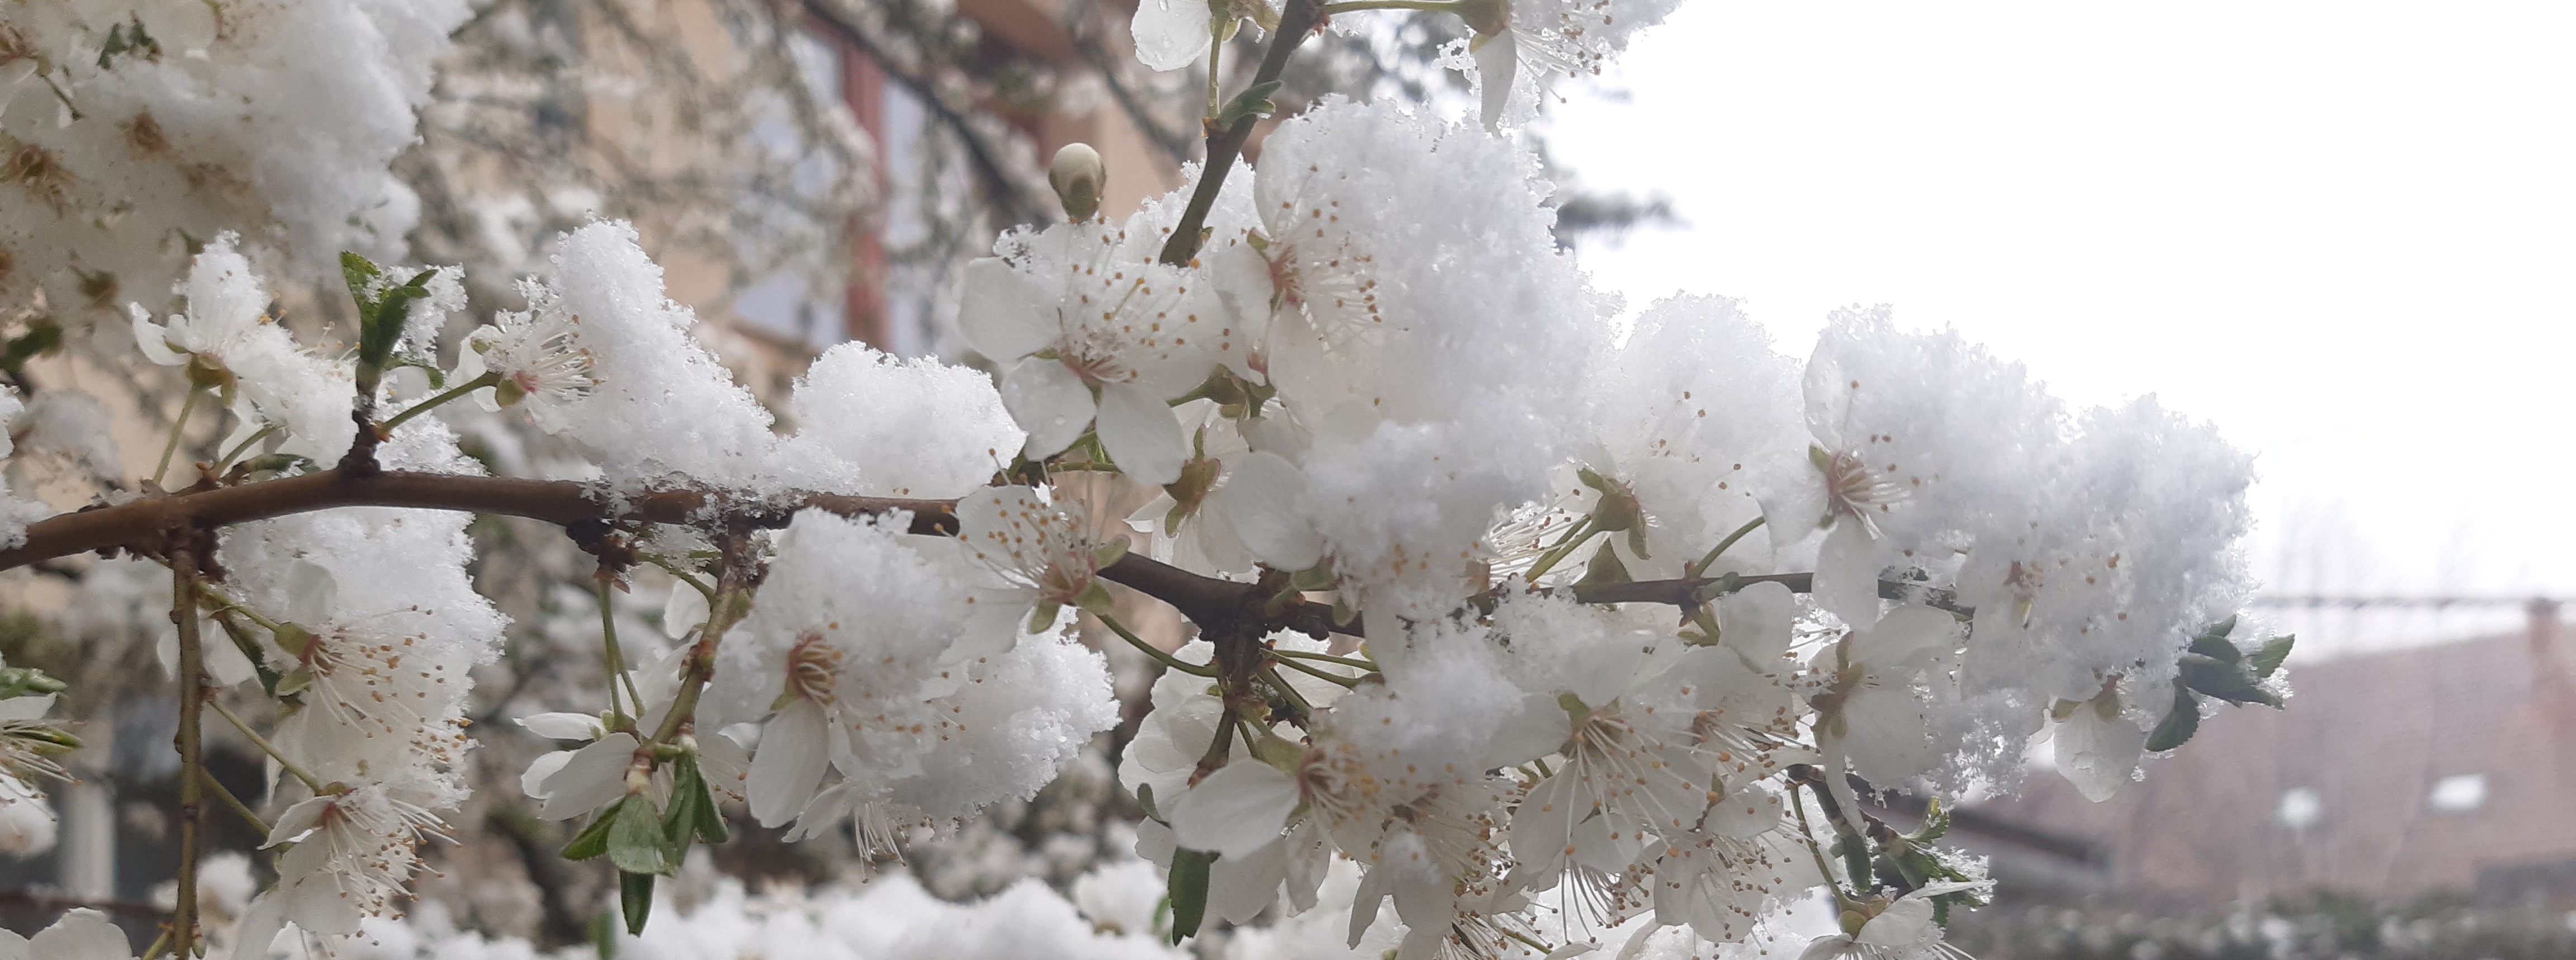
[
  {"left": 169, "top": 543, "right": 206, "bottom": 959},
  {"left": 1157, "top": 0, "right": 1325, "bottom": 266}
]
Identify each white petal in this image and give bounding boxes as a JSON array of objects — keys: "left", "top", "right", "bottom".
[
  {"left": 1857, "top": 604, "right": 1963, "bottom": 670},
  {"left": 1096, "top": 382, "right": 1190, "bottom": 485},
  {"left": 283, "top": 561, "right": 338, "bottom": 626},
  {"left": 0, "top": 928, "right": 25, "bottom": 960},
  {"left": 1000, "top": 358, "right": 1097, "bottom": 458},
  {"left": 1208, "top": 835, "right": 1287, "bottom": 923},
  {"left": 520, "top": 750, "right": 575, "bottom": 801},
  {"left": 1718, "top": 581, "right": 1798, "bottom": 666},
  {"left": 1168, "top": 761, "right": 1300, "bottom": 859},
  {"left": 31, "top": 908, "right": 132, "bottom": 960},
  {"left": 229, "top": 896, "right": 288, "bottom": 960},
  {"left": 956, "top": 258, "right": 1058, "bottom": 362},
  {"left": 749, "top": 699, "right": 831, "bottom": 827},
  {"left": 203, "top": 630, "right": 259, "bottom": 689},
  {"left": 1130, "top": 0, "right": 1214, "bottom": 72},
  {"left": 0, "top": 696, "right": 52, "bottom": 723},
  {"left": 1471, "top": 29, "right": 1519, "bottom": 130},
  {"left": 1482, "top": 692, "right": 1571, "bottom": 769},
  {"left": 129, "top": 308, "right": 183, "bottom": 366},
  {"left": 662, "top": 582, "right": 709, "bottom": 641},
  {"left": 1856, "top": 895, "right": 1939, "bottom": 947},
  {"left": 265, "top": 796, "right": 332, "bottom": 846},
  {"left": 1214, "top": 451, "right": 1323, "bottom": 570},
  {"left": 518, "top": 712, "right": 605, "bottom": 741},
  {"left": 538, "top": 732, "right": 640, "bottom": 820},
  {"left": 1813, "top": 522, "right": 1883, "bottom": 626},
  {"left": 2054, "top": 707, "right": 2147, "bottom": 803}
]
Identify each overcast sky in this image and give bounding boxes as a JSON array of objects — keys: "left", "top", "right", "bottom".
[{"left": 1543, "top": 1, "right": 2575, "bottom": 654}]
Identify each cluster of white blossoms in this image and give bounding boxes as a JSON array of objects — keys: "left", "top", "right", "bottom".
[
  {"left": 0, "top": 1, "right": 2281, "bottom": 957},
  {"left": 1, "top": 0, "right": 463, "bottom": 329}
]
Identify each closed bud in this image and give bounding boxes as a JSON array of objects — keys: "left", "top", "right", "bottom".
[{"left": 1048, "top": 143, "right": 1106, "bottom": 223}]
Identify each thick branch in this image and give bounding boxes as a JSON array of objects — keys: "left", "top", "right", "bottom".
[{"left": 0, "top": 469, "right": 955, "bottom": 570}]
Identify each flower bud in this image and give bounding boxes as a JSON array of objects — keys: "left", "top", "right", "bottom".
[{"left": 1048, "top": 143, "right": 1106, "bottom": 223}]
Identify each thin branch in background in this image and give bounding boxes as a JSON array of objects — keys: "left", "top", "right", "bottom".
[{"left": 802, "top": 0, "right": 1050, "bottom": 226}]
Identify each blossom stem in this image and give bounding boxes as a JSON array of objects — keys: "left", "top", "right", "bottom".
[
  {"left": 1521, "top": 518, "right": 1598, "bottom": 583},
  {"left": 597, "top": 578, "right": 645, "bottom": 725},
  {"left": 1262, "top": 665, "right": 1317, "bottom": 716},
  {"left": 1690, "top": 516, "right": 1767, "bottom": 578},
  {"left": 378, "top": 371, "right": 500, "bottom": 433},
  {"left": 1203, "top": 24, "right": 1224, "bottom": 121},
  {"left": 1101, "top": 613, "right": 1216, "bottom": 677},
  {"left": 139, "top": 929, "right": 170, "bottom": 960},
  {"left": 1270, "top": 652, "right": 1358, "bottom": 688},
  {"left": 1790, "top": 781, "right": 1860, "bottom": 912},
  {"left": 645, "top": 555, "right": 718, "bottom": 603},
  {"left": 199, "top": 766, "right": 270, "bottom": 835},
  {"left": 153, "top": 387, "right": 200, "bottom": 489},
  {"left": 207, "top": 697, "right": 327, "bottom": 795},
  {"left": 214, "top": 424, "right": 279, "bottom": 474},
  {"left": 169, "top": 545, "right": 205, "bottom": 959},
  {"left": 1270, "top": 647, "right": 1376, "bottom": 671}
]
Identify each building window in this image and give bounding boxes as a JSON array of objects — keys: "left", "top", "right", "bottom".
[
  {"left": 2429, "top": 773, "right": 2488, "bottom": 813},
  {"left": 2278, "top": 787, "right": 2322, "bottom": 829}
]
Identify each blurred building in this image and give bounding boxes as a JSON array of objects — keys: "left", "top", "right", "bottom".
[{"left": 1967, "top": 601, "right": 2576, "bottom": 909}]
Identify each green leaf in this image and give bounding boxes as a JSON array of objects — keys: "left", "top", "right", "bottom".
[
  {"left": 340, "top": 252, "right": 383, "bottom": 308},
  {"left": 607, "top": 794, "right": 675, "bottom": 875},
  {"left": 0, "top": 666, "right": 67, "bottom": 700},
  {"left": 1135, "top": 782, "right": 1162, "bottom": 822},
  {"left": 661, "top": 756, "right": 727, "bottom": 849},
  {"left": 2187, "top": 632, "right": 2241, "bottom": 665},
  {"left": 589, "top": 910, "right": 620, "bottom": 959},
  {"left": 1166, "top": 848, "right": 1218, "bottom": 943},
  {"left": 562, "top": 797, "right": 624, "bottom": 860},
  {"left": 1214, "top": 80, "right": 1283, "bottom": 128},
  {"left": 2146, "top": 685, "right": 2201, "bottom": 752},
  {"left": 2251, "top": 634, "right": 2296, "bottom": 679},
  {"left": 619, "top": 871, "right": 656, "bottom": 935}
]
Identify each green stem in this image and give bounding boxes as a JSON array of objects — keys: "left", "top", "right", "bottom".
[
  {"left": 1792, "top": 782, "right": 1861, "bottom": 912},
  {"left": 214, "top": 424, "right": 278, "bottom": 474},
  {"left": 193, "top": 582, "right": 282, "bottom": 633},
  {"left": 169, "top": 546, "right": 205, "bottom": 959},
  {"left": 1269, "top": 647, "right": 1377, "bottom": 671},
  {"left": 1692, "top": 516, "right": 1768, "bottom": 578},
  {"left": 200, "top": 767, "right": 269, "bottom": 835},
  {"left": 598, "top": 579, "right": 646, "bottom": 723},
  {"left": 378, "top": 371, "right": 499, "bottom": 433},
  {"left": 1203, "top": 21, "right": 1224, "bottom": 121},
  {"left": 1261, "top": 665, "right": 1315, "bottom": 717},
  {"left": 153, "top": 387, "right": 200, "bottom": 489},
  {"left": 207, "top": 697, "right": 325, "bottom": 795},
  {"left": 1270, "top": 652, "right": 1358, "bottom": 689},
  {"left": 1101, "top": 613, "right": 1216, "bottom": 677},
  {"left": 1521, "top": 518, "right": 1597, "bottom": 583},
  {"left": 650, "top": 540, "right": 754, "bottom": 747},
  {"left": 139, "top": 929, "right": 171, "bottom": 960},
  {"left": 645, "top": 556, "right": 718, "bottom": 603}
]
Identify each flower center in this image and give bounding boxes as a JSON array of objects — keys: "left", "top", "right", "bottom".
[{"left": 785, "top": 631, "right": 841, "bottom": 706}]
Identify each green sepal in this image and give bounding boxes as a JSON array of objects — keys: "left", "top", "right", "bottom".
[
  {"left": 1093, "top": 537, "right": 1131, "bottom": 568},
  {"left": 1575, "top": 541, "right": 1632, "bottom": 589},
  {"left": 1075, "top": 580, "right": 1117, "bottom": 616},
  {"left": 2145, "top": 685, "right": 2200, "bottom": 752},
  {"left": 274, "top": 668, "right": 314, "bottom": 697},
  {"left": 588, "top": 911, "right": 620, "bottom": 959},
  {"left": 1135, "top": 782, "right": 1162, "bottom": 822},
  {"left": 1289, "top": 561, "right": 1336, "bottom": 592},
  {"left": 561, "top": 797, "right": 624, "bottom": 860},
  {"left": 1027, "top": 602, "right": 1062, "bottom": 635},
  {"left": 1166, "top": 847, "right": 1219, "bottom": 943},
  {"left": 606, "top": 794, "right": 676, "bottom": 875},
  {"left": 619, "top": 871, "right": 656, "bottom": 935},
  {"left": 2251, "top": 634, "right": 2295, "bottom": 679},
  {"left": 2177, "top": 652, "right": 2280, "bottom": 707}
]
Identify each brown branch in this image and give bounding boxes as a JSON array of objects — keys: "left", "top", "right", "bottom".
[{"left": 1156, "top": 0, "right": 1324, "bottom": 266}]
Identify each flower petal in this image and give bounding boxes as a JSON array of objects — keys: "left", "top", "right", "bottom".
[
  {"left": 538, "top": 732, "right": 640, "bottom": 820},
  {"left": 955, "top": 258, "right": 1057, "bottom": 362},
  {"left": 128, "top": 308, "right": 183, "bottom": 367},
  {"left": 1168, "top": 760, "right": 1300, "bottom": 860},
  {"left": 518, "top": 712, "right": 605, "bottom": 741},
  {"left": 1215, "top": 451, "right": 1323, "bottom": 570},
  {"left": 1096, "top": 381, "right": 1189, "bottom": 485},
  {"left": 1471, "top": 29, "right": 1519, "bottom": 130},
  {"left": 1130, "top": 0, "right": 1214, "bottom": 72},
  {"left": 749, "top": 699, "right": 831, "bottom": 827},
  {"left": 1000, "top": 358, "right": 1096, "bottom": 458}
]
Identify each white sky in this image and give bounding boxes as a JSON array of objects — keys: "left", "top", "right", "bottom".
[{"left": 1545, "top": 1, "right": 2576, "bottom": 654}]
